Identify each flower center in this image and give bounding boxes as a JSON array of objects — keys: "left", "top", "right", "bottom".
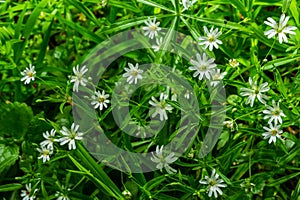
[
  {"left": 253, "top": 86, "right": 260, "bottom": 94},
  {"left": 98, "top": 96, "right": 105, "bottom": 103},
  {"left": 159, "top": 101, "right": 167, "bottom": 109},
  {"left": 70, "top": 131, "right": 77, "bottom": 139},
  {"left": 209, "top": 179, "right": 217, "bottom": 186},
  {"left": 213, "top": 74, "right": 220, "bottom": 80},
  {"left": 199, "top": 65, "right": 207, "bottom": 71},
  {"left": 208, "top": 36, "right": 215, "bottom": 42},
  {"left": 150, "top": 25, "right": 157, "bottom": 31},
  {"left": 77, "top": 73, "right": 83, "bottom": 80},
  {"left": 271, "top": 130, "right": 278, "bottom": 136},
  {"left": 272, "top": 109, "right": 280, "bottom": 116},
  {"left": 43, "top": 150, "right": 49, "bottom": 156},
  {"left": 131, "top": 70, "right": 138, "bottom": 77},
  {"left": 27, "top": 71, "right": 33, "bottom": 77},
  {"left": 276, "top": 28, "right": 283, "bottom": 33}
]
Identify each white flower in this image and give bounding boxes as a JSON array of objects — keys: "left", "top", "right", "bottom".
[
  {"left": 37, "top": 146, "right": 53, "bottom": 163},
  {"left": 240, "top": 77, "right": 270, "bottom": 107},
  {"left": 189, "top": 53, "right": 217, "bottom": 80},
  {"left": 263, "top": 100, "right": 286, "bottom": 125},
  {"left": 264, "top": 14, "right": 297, "bottom": 44},
  {"left": 55, "top": 192, "right": 70, "bottom": 200},
  {"left": 223, "top": 120, "right": 237, "bottom": 132},
  {"left": 142, "top": 17, "right": 161, "bottom": 39},
  {"left": 122, "top": 190, "right": 132, "bottom": 199},
  {"left": 199, "top": 26, "right": 222, "bottom": 51},
  {"left": 171, "top": 93, "right": 178, "bottom": 101},
  {"left": 55, "top": 185, "right": 70, "bottom": 200},
  {"left": 262, "top": 123, "right": 283, "bottom": 144},
  {"left": 149, "top": 93, "right": 173, "bottom": 121},
  {"left": 70, "top": 65, "right": 88, "bottom": 92},
  {"left": 184, "top": 90, "right": 192, "bottom": 99},
  {"left": 58, "top": 123, "right": 84, "bottom": 150},
  {"left": 199, "top": 169, "right": 227, "bottom": 198},
  {"left": 91, "top": 90, "right": 110, "bottom": 111},
  {"left": 210, "top": 69, "right": 227, "bottom": 87},
  {"left": 102, "top": 0, "right": 107, "bottom": 7},
  {"left": 152, "top": 37, "right": 163, "bottom": 52},
  {"left": 150, "top": 145, "right": 178, "bottom": 174},
  {"left": 180, "top": 0, "right": 197, "bottom": 11},
  {"left": 40, "top": 129, "right": 56, "bottom": 149},
  {"left": 229, "top": 59, "right": 239, "bottom": 68},
  {"left": 123, "top": 63, "right": 143, "bottom": 84},
  {"left": 21, "top": 64, "right": 36, "bottom": 84},
  {"left": 20, "top": 183, "right": 38, "bottom": 200}
]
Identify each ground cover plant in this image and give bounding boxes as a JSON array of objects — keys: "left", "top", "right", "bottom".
[{"left": 0, "top": 0, "right": 300, "bottom": 199}]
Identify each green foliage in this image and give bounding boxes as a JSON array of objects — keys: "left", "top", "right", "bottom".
[
  {"left": 0, "top": 0, "right": 300, "bottom": 199},
  {"left": 0, "top": 144, "right": 19, "bottom": 174},
  {"left": 0, "top": 102, "right": 33, "bottom": 139}
]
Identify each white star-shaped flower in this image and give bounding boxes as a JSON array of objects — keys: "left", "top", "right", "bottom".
[
  {"left": 263, "top": 100, "right": 286, "bottom": 125},
  {"left": 21, "top": 64, "right": 36, "bottom": 85},
  {"left": 70, "top": 65, "right": 88, "bottom": 92},
  {"left": 150, "top": 145, "right": 178, "bottom": 174},
  {"left": 199, "top": 169, "right": 227, "bottom": 198},
  {"left": 149, "top": 93, "right": 173, "bottom": 121},
  {"left": 142, "top": 17, "right": 161, "bottom": 39},
  {"left": 91, "top": 90, "right": 110, "bottom": 111},
  {"left": 262, "top": 123, "right": 283, "bottom": 144},
  {"left": 199, "top": 26, "right": 222, "bottom": 51},
  {"left": 123, "top": 63, "right": 143, "bottom": 84},
  {"left": 58, "top": 123, "right": 84, "bottom": 150},
  {"left": 240, "top": 77, "right": 270, "bottom": 107},
  {"left": 264, "top": 14, "right": 297, "bottom": 44},
  {"left": 189, "top": 53, "right": 217, "bottom": 80}
]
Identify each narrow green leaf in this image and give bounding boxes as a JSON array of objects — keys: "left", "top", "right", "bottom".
[
  {"left": 36, "top": 19, "right": 53, "bottom": 67},
  {"left": 23, "top": 0, "right": 48, "bottom": 39},
  {"left": 274, "top": 69, "right": 288, "bottom": 98},
  {"left": 137, "top": 0, "right": 175, "bottom": 13},
  {"left": 68, "top": 155, "right": 119, "bottom": 198},
  {"left": 66, "top": 0, "right": 103, "bottom": 26},
  {"left": 289, "top": 0, "right": 300, "bottom": 27},
  {"left": 282, "top": 0, "right": 292, "bottom": 13},
  {"left": 109, "top": 0, "right": 141, "bottom": 13},
  {"left": 75, "top": 144, "right": 124, "bottom": 199},
  {"left": 262, "top": 55, "right": 300, "bottom": 70},
  {"left": 57, "top": 16, "right": 103, "bottom": 43},
  {"left": 267, "top": 172, "right": 300, "bottom": 187},
  {"left": 0, "top": 183, "right": 22, "bottom": 192}
]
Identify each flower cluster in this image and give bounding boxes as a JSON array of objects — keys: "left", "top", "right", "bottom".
[
  {"left": 240, "top": 78, "right": 286, "bottom": 144},
  {"left": 36, "top": 123, "right": 84, "bottom": 164}
]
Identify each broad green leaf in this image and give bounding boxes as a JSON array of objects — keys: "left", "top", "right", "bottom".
[
  {"left": 0, "top": 144, "right": 19, "bottom": 174},
  {"left": 0, "top": 102, "right": 33, "bottom": 139}
]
